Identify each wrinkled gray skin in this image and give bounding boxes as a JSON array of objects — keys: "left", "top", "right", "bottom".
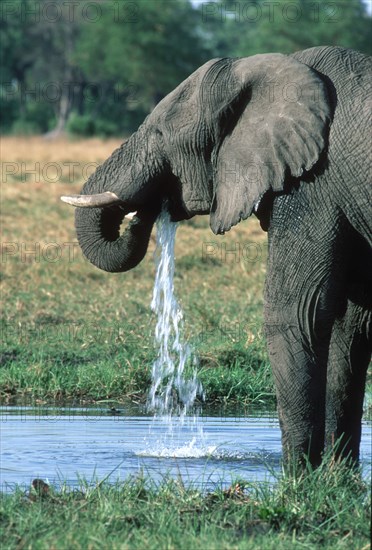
[{"left": 73, "top": 46, "right": 371, "bottom": 468}]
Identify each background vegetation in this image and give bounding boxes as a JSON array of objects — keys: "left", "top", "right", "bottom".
[{"left": 1, "top": 0, "right": 371, "bottom": 137}]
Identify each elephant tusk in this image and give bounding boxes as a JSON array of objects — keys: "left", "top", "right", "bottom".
[
  {"left": 60, "top": 191, "right": 123, "bottom": 208},
  {"left": 124, "top": 211, "right": 137, "bottom": 220}
]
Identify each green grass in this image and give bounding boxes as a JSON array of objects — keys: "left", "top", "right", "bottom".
[
  {"left": 0, "top": 331, "right": 273, "bottom": 405},
  {"left": 1, "top": 456, "right": 370, "bottom": 550}
]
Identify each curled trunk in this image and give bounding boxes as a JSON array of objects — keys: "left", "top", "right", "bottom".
[{"left": 75, "top": 204, "right": 160, "bottom": 273}]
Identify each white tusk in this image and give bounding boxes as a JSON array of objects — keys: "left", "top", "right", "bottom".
[
  {"left": 124, "top": 212, "right": 137, "bottom": 220},
  {"left": 60, "top": 191, "right": 122, "bottom": 208}
]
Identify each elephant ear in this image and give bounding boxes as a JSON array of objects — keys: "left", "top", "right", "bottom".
[{"left": 209, "top": 54, "right": 331, "bottom": 234}]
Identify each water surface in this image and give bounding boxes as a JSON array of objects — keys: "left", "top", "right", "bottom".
[{"left": 1, "top": 405, "right": 371, "bottom": 493}]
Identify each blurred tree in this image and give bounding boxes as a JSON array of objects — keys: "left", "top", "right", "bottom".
[
  {"left": 196, "top": 0, "right": 256, "bottom": 58},
  {"left": 32, "top": 1, "right": 84, "bottom": 136},
  {"left": 1, "top": 0, "right": 84, "bottom": 134},
  {"left": 0, "top": 0, "right": 40, "bottom": 130},
  {"left": 0, "top": 0, "right": 34, "bottom": 84},
  {"left": 1, "top": 0, "right": 370, "bottom": 136},
  {"left": 75, "top": 0, "right": 211, "bottom": 119},
  {"left": 235, "top": 0, "right": 372, "bottom": 56}
]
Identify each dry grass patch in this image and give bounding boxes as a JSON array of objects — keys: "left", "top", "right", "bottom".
[{"left": 1, "top": 135, "right": 123, "bottom": 162}]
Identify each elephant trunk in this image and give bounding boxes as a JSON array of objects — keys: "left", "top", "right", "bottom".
[
  {"left": 75, "top": 204, "right": 160, "bottom": 273},
  {"left": 62, "top": 128, "right": 164, "bottom": 273}
]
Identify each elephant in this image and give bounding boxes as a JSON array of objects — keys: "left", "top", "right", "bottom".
[{"left": 62, "top": 46, "right": 371, "bottom": 468}]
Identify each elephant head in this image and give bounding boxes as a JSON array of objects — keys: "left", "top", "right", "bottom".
[{"left": 62, "top": 52, "right": 331, "bottom": 272}]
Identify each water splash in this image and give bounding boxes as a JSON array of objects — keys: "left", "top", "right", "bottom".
[
  {"left": 137, "top": 437, "right": 217, "bottom": 458},
  {"left": 142, "top": 206, "right": 208, "bottom": 457}
]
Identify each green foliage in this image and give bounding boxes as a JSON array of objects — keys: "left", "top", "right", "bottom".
[
  {"left": 198, "top": 346, "right": 274, "bottom": 406},
  {"left": 0, "top": 322, "right": 272, "bottom": 404},
  {"left": 66, "top": 113, "right": 96, "bottom": 137},
  {"left": 235, "top": 0, "right": 372, "bottom": 56},
  {"left": 196, "top": 0, "right": 372, "bottom": 57},
  {"left": 1, "top": 0, "right": 370, "bottom": 136},
  {"left": 1, "top": 456, "right": 370, "bottom": 549},
  {"left": 75, "top": 0, "right": 211, "bottom": 111}
]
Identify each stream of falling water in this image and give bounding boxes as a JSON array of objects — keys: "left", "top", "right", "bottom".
[{"left": 141, "top": 207, "right": 215, "bottom": 457}]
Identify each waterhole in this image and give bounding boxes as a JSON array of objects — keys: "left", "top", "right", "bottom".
[{"left": 1, "top": 406, "right": 371, "bottom": 493}]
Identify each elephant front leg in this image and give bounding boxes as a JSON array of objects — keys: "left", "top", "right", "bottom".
[{"left": 265, "top": 320, "right": 328, "bottom": 468}]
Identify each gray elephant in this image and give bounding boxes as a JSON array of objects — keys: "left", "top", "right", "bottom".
[{"left": 62, "top": 46, "right": 371, "bottom": 468}]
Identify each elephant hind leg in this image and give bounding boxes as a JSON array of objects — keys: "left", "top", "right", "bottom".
[{"left": 326, "top": 300, "right": 371, "bottom": 464}]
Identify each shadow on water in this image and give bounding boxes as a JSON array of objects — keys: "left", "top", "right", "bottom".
[{"left": 1, "top": 404, "right": 371, "bottom": 493}]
